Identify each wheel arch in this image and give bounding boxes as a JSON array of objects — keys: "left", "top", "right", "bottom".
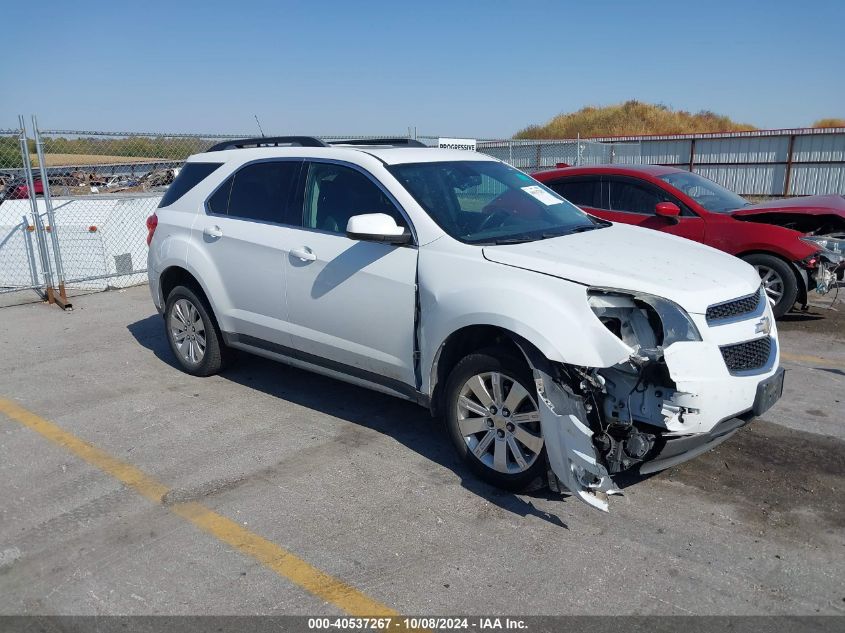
[
  {"left": 159, "top": 265, "right": 209, "bottom": 305},
  {"left": 156, "top": 265, "right": 232, "bottom": 333},
  {"left": 428, "top": 324, "right": 548, "bottom": 418}
]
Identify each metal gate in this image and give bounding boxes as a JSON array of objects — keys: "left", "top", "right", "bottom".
[{"left": 0, "top": 118, "right": 69, "bottom": 307}]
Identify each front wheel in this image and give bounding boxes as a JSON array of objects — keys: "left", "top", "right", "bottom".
[
  {"left": 443, "top": 350, "right": 546, "bottom": 491},
  {"left": 742, "top": 254, "right": 798, "bottom": 319}
]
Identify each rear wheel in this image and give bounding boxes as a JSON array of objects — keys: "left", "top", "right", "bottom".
[
  {"left": 742, "top": 254, "right": 798, "bottom": 319},
  {"left": 444, "top": 350, "right": 546, "bottom": 490},
  {"left": 164, "top": 285, "right": 232, "bottom": 376}
]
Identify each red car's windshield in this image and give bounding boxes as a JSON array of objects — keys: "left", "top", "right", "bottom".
[{"left": 659, "top": 172, "right": 750, "bottom": 213}]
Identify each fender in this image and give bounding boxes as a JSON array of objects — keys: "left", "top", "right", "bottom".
[
  {"left": 178, "top": 239, "right": 236, "bottom": 331},
  {"left": 718, "top": 220, "right": 817, "bottom": 262},
  {"left": 734, "top": 242, "right": 813, "bottom": 262},
  {"left": 419, "top": 270, "right": 632, "bottom": 396},
  {"left": 153, "top": 230, "right": 230, "bottom": 331},
  {"left": 498, "top": 332, "right": 620, "bottom": 511}
]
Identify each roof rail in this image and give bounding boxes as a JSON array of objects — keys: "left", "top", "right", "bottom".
[
  {"left": 206, "top": 136, "right": 327, "bottom": 151},
  {"left": 328, "top": 138, "right": 428, "bottom": 148}
]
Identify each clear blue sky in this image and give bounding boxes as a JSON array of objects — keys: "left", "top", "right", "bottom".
[{"left": 3, "top": 0, "right": 844, "bottom": 137}]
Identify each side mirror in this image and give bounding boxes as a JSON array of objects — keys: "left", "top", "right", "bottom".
[
  {"left": 346, "top": 213, "right": 411, "bottom": 245},
  {"left": 655, "top": 202, "right": 681, "bottom": 218}
]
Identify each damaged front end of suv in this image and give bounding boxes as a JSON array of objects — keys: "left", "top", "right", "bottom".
[{"left": 525, "top": 285, "right": 783, "bottom": 512}]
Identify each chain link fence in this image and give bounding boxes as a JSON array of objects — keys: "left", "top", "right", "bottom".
[
  {"left": 31, "top": 128, "right": 251, "bottom": 298},
  {"left": 418, "top": 136, "right": 641, "bottom": 170}
]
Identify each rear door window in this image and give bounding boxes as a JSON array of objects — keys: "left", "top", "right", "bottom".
[
  {"left": 207, "top": 176, "right": 233, "bottom": 215},
  {"left": 209, "top": 160, "right": 302, "bottom": 223},
  {"left": 547, "top": 178, "right": 601, "bottom": 208}
]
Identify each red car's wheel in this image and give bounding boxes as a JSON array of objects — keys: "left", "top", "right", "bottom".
[{"left": 742, "top": 254, "right": 798, "bottom": 319}]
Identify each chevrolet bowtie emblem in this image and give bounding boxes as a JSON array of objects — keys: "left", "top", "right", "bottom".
[{"left": 755, "top": 316, "right": 772, "bottom": 335}]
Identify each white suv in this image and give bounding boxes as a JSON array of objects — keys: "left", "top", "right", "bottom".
[{"left": 146, "top": 136, "right": 784, "bottom": 511}]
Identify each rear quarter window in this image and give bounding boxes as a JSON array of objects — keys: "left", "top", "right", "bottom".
[
  {"left": 158, "top": 162, "right": 223, "bottom": 208},
  {"left": 547, "top": 179, "right": 601, "bottom": 208}
]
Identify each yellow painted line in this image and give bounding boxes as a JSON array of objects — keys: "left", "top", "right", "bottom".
[
  {"left": 0, "top": 397, "right": 397, "bottom": 617},
  {"left": 781, "top": 352, "right": 845, "bottom": 369}
]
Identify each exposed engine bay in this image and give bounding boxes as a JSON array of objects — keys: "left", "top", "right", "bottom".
[
  {"left": 573, "top": 292, "right": 696, "bottom": 474},
  {"left": 532, "top": 290, "right": 706, "bottom": 495},
  {"left": 734, "top": 211, "right": 845, "bottom": 236}
]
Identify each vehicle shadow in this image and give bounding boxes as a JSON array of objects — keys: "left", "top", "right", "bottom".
[
  {"left": 297, "top": 242, "right": 392, "bottom": 299},
  {"left": 612, "top": 469, "right": 658, "bottom": 490},
  {"left": 817, "top": 367, "right": 845, "bottom": 377},
  {"left": 778, "top": 312, "right": 825, "bottom": 323},
  {"left": 127, "top": 315, "right": 570, "bottom": 529}
]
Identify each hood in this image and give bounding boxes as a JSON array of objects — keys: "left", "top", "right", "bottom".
[
  {"left": 482, "top": 224, "right": 760, "bottom": 315},
  {"left": 730, "top": 195, "right": 845, "bottom": 219}
]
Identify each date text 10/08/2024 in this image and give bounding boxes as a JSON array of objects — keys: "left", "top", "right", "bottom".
[{"left": 307, "top": 617, "right": 528, "bottom": 630}]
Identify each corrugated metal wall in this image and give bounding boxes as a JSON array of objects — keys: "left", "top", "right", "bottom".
[
  {"left": 464, "top": 128, "right": 845, "bottom": 197},
  {"left": 597, "top": 129, "right": 845, "bottom": 196}
]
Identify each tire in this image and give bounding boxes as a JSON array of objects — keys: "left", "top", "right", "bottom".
[
  {"left": 742, "top": 254, "right": 798, "bottom": 319},
  {"left": 164, "top": 285, "right": 232, "bottom": 376},
  {"left": 443, "top": 349, "right": 546, "bottom": 491}
]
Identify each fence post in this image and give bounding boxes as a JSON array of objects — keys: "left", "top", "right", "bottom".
[
  {"left": 783, "top": 134, "right": 796, "bottom": 197},
  {"left": 689, "top": 138, "right": 696, "bottom": 172},
  {"left": 32, "top": 115, "right": 71, "bottom": 309},
  {"left": 576, "top": 134, "right": 581, "bottom": 166},
  {"left": 18, "top": 115, "right": 55, "bottom": 304}
]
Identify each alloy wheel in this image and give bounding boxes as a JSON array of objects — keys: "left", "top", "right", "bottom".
[
  {"left": 456, "top": 371, "right": 543, "bottom": 475},
  {"left": 169, "top": 298, "right": 206, "bottom": 365},
  {"left": 756, "top": 265, "right": 785, "bottom": 305}
]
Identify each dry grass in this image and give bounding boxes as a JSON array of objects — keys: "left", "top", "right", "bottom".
[
  {"left": 515, "top": 100, "right": 756, "bottom": 139},
  {"left": 813, "top": 118, "right": 845, "bottom": 128},
  {"left": 30, "top": 153, "right": 161, "bottom": 167}
]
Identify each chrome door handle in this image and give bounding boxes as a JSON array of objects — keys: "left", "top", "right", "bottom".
[
  {"left": 291, "top": 246, "right": 316, "bottom": 262},
  {"left": 203, "top": 225, "right": 223, "bottom": 239}
]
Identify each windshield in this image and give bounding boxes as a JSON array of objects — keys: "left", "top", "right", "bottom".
[
  {"left": 389, "top": 161, "right": 605, "bottom": 244},
  {"left": 658, "top": 171, "right": 750, "bottom": 213}
]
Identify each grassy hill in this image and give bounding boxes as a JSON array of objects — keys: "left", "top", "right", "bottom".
[
  {"left": 515, "top": 100, "right": 757, "bottom": 139},
  {"left": 813, "top": 118, "right": 845, "bottom": 128}
]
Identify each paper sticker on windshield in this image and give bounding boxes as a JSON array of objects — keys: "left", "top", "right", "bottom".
[{"left": 521, "top": 185, "right": 562, "bottom": 206}]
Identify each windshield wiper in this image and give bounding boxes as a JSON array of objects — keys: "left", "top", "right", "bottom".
[
  {"left": 570, "top": 224, "right": 603, "bottom": 233},
  {"left": 492, "top": 237, "right": 535, "bottom": 245},
  {"left": 490, "top": 222, "right": 610, "bottom": 244}
]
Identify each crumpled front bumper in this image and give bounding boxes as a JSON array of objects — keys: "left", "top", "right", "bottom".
[
  {"left": 640, "top": 365, "right": 785, "bottom": 474},
  {"left": 532, "top": 309, "right": 784, "bottom": 511},
  {"left": 639, "top": 414, "right": 750, "bottom": 475}
]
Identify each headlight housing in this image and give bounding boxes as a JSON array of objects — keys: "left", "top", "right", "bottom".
[
  {"left": 588, "top": 289, "right": 702, "bottom": 355},
  {"left": 800, "top": 236, "right": 845, "bottom": 262}
]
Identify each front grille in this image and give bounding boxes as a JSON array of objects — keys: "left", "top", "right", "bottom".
[
  {"left": 706, "top": 289, "right": 762, "bottom": 323},
  {"left": 720, "top": 337, "right": 772, "bottom": 373}
]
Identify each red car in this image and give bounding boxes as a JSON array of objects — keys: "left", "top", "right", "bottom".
[
  {"left": 1, "top": 177, "right": 44, "bottom": 200},
  {"left": 534, "top": 165, "right": 844, "bottom": 318}
]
